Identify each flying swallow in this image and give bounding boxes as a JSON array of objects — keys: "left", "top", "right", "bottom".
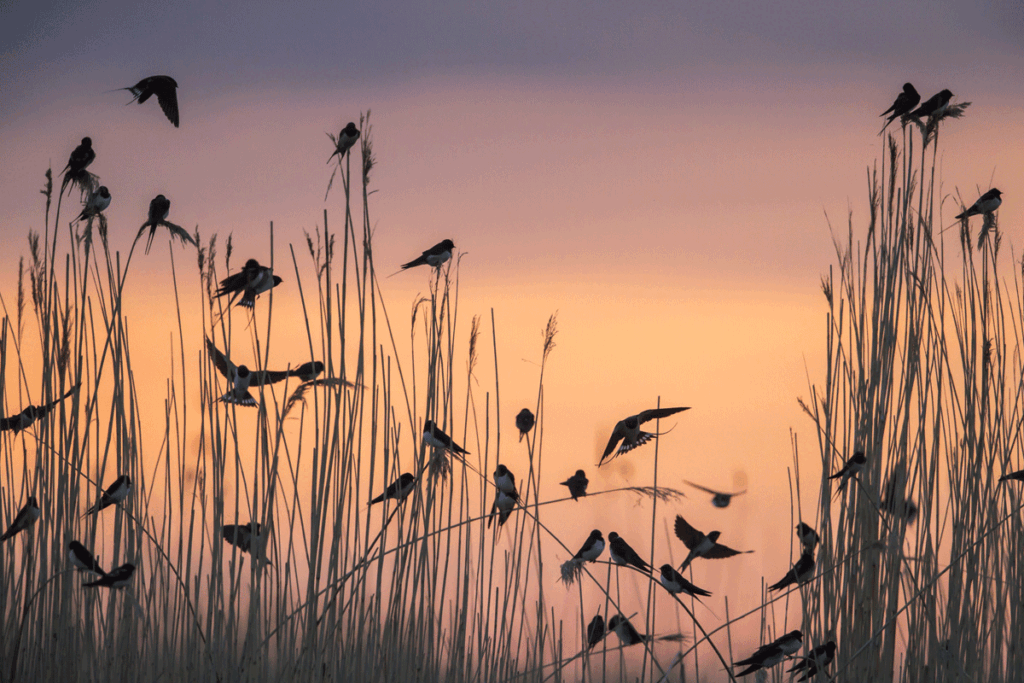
[
  {"left": 493, "top": 464, "right": 519, "bottom": 502},
  {"left": 684, "top": 480, "right": 746, "bottom": 508},
  {"left": 0, "top": 384, "right": 79, "bottom": 433},
  {"left": 586, "top": 614, "right": 606, "bottom": 650},
  {"left": 788, "top": 641, "right": 837, "bottom": 681},
  {"left": 400, "top": 240, "right": 456, "bottom": 271},
  {"left": 515, "top": 408, "right": 535, "bottom": 442},
  {"left": 327, "top": 122, "right": 360, "bottom": 163},
  {"left": 222, "top": 522, "right": 270, "bottom": 564},
  {"left": 136, "top": 194, "right": 197, "bottom": 253},
  {"left": 830, "top": 451, "right": 867, "bottom": 493},
  {"left": 76, "top": 186, "right": 111, "bottom": 222},
  {"left": 206, "top": 338, "right": 291, "bottom": 406},
  {"left": 1000, "top": 469, "right": 1024, "bottom": 483},
  {"left": 82, "top": 475, "right": 131, "bottom": 516},
  {"left": 598, "top": 406, "right": 691, "bottom": 466},
  {"left": 769, "top": 551, "right": 816, "bottom": 591},
  {"left": 370, "top": 473, "right": 417, "bottom": 505},
  {"left": 734, "top": 631, "right": 803, "bottom": 677},
  {"left": 117, "top": 75, "right": 179, "bottom": 127},
  {"left": 61, "top": 137, "right": 96, "bottom": 177},
  {"left": 607, "top": 532, "right": 651, "bottom": 572},
  {"left": 607, "top": 615, "right": 651, "bottom": 646},
  {"left": 68, "top": 540, "right": 105, "bottom": 576},
  {"left": 572, "top": 530, "right": 605, "bottom": 563},
  {"left": 796, "top": 522, "right": 820, "bottom": 551},
  {"left": 879, "top": 83, "right": 921, "bottom": 135},
  {"left": 422, "top": 420, "right": 469, "bottom": 455},
  {"left": 560, "top": 470, "right": 588, "bottom": 501},
  {"left": 659, "top": 564, "right": 712, "bottom": 599},
  {"left": 956, "top": 189, "right": 1002, "bottom": 220},
  {"left": 488, "top": 489, "right": 516, "bottom": 529},
  {"left": 215, "top": 258, "right": 282, "bottom": 309},
  {"left": 84, "top": 562, "right": 136, "bottom": 588},
  {"left": 906, "top": 89, "right": 953, "bottom": 120},
  {"left": 0, "top": 497, "right": 41, "bottom": 542},
  {"left": 674, "top": 514, "right": 751, "bottom": 571}
]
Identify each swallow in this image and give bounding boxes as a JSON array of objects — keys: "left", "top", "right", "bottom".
[
  {"left": 788, "top": 641, "right": 837, "bottom": 681},
  {"left": 560, "top": 470, "right": 588, "bottom": 501},
  {"left": 1000, "top": 469, "right": 1024, "bottom": 483},
  {"left": 906, "top": 89, "right": 953, "bottom": 120},
  {"left": 83, "top": 562, "right": 135, "bottom": 588},
  {"left": 734, "top": 631, "right": 803, "bottom": 677},
  {"left": 222, "top": 523, "right": 269, "bottom": 563},
  {"left": 287, "top": 361, "right": 325, "bottom": 382},
  {"left": 487, "top": 489, "right": 516, "bottom": 529},
  {"left": 607, "top": 615, "right": 651, "bottom": 646},
  {"left": 68, "top": 540, "right": 105, "bottom": 576},
  {"left": 422, "top": 420, "right": 469, "bottom": 455},
  {"left": 607, "top": 532, "right": 651, "bottom": 572},
  {"left": 586, "top": 614, "right": 606, "bottom": 650},
  {"left": 684, "top": 480, "right": 746, "bottom": 508},
  {"left": 796, "top": 522, "right": 820, "bottom": 551},
  {"left": 370, "top": 473, "right": 416, "bottom": 505},
  {"left": 117, "top": 76, "right": 179, "bottom": 127},
  {"left": 493, "top": 464, "right": 519, "bottom": 502},
  {"left": 0, "top": 384, "right": 79, "bottom": 433},
  {"left": 206, "top": 338, "right": 291, "bottom": 406},
  {"left": 659, "top": 564, "right": 712, "bottom": 599},
  {"left": 136, "top": 194, "right": 197, "bottom": 254},
  {"left": 400, "top": 240, "right": 456, "bottom": 271},
  {"left": 76, "top": 186, "right": 111, "bottom": 222},
  {"left": 572, "top": 530, "right": 605, "bottom": 563},
  {"left": 956, "top": 189, "right": 1002, "bottom": 220},
  {"left": 0, "top": 497, "right": 41, "bottom": 542},
  {"left": 674, "top": 514, "right": 751, "bottom": 571},
  {"left": 61, "top": 137, "right": 96, "bottom": 177},
  {"left": 215, "top": 258, "right": 282, "bottom": 309},
  {"left": 327, "top": 122, "right": 360, "bottom": 163},
  {"left": 514, "top": 408, "right": 535, "bottom": 442},
  {"left": 598, "top": 406, "right": 691, "bottom": 466},
  {"left": 879, "top": 83, "right": 920, "bottom": 134},
  {"left": 830, "top": 451, "right": 867, "bottom": 493},
  {"left": 82, "top": 475, "right": 131, "bottom": 516},
  {"left": 769, "top": 551, "right": 815, "bottom": 591}
]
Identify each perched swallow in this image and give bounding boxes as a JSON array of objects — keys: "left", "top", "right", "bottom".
[
  {"left": 769, "top": 551, "right": 816, "bottom": 591},
  {"left": 400, "top": 240, "right": 456, "bottom": 271},
  {"left": 659, "top": 564, "right": 712, "bottom": 599},
  {"left": 734, "top": 631, "right": 803, "bottom": 677},
  {"left": 206, "top": 338, "right": 291, "bottom": 406},
  {"left": 287, "top": 361, "right": 325, "bottom": 383},
  {"left": 598, "top": 406, "right": 691, "bottom": 466},
  {"left": 796, "top": 522, "right": 820, "bottom": 551},
  {"left": 830, "top": 451, "right": 867, "bottom": 493},
  {"left": 422, "top": 420, "right": 469, "bottom": 455},
  {"left": 906, "top": 89, "right": 953, "bottom": 120},
  {"left": 0, "top": 497, "right": 41, "bottom": 542},
  {"left": 215, "top": 258, "right": 282, "bottom": 309},
  {"left": 83, "top": 562, "right": 136, "bottom": 588},
  {"left": 586, "top": 614, "right": 606, "bottom": 650},
  {"left": 684, "top": 480, "right": 746, "bottom": 508},
  {"left": 493, "top": 464, "right": 519, "bottom": 502},
  {"left": 488, "top": 489, "right": 516, "bottom": 529},
  {"left": 674, "top": 514, "right": 751, "bottom": 571},
  {"left": 607, "top": 615, "right": 650, "bottom": 646},
  {"left": 136, "top": 194, "right": 197, "bottom": 253},
  {"left": 956, "top": 189, "right": 1002, "bottom": 220},
  {"left": 118, "top": 76, "right": 179, "bottom": 127},
  {"left": 0, "top": 384, "right": 79, "bottom": 433},
  {"left": 560, "top": 470, "right": 589, "bottom": 501},
  {"left": 879, "top": 83, "right": 921, "bottom": 134},
  {"left": 1000, "top": 469, "right": 1024, "bottom": 483},
  {"left": 607, "top": 532, "right": 651, "bottom": 572},
  {"left": 68, "top": 540, "right": 105, "bottom": 576},
  {"left": 82, "top": 475, "right": 131, "bottom": 516},
  {"left": 76, "top": 186, "right": 111, "bottom": 222},
  {"left": 515, "top": 408, "right": 535, "bottom": 442},
  {"left": 327, "top": 122, "right": 360, "bottom": 163},
  {"left": 370, "top": 473, "right": 417, "bottom": 505},
  {"left": 61, "top": 137, "right": 96, "bottom": 177},
  {"left": 788, "top": 641, "right": 837, "bottom": 681},
  {"left": 572, "top": 530, "right": 605, "bottom": 563}
]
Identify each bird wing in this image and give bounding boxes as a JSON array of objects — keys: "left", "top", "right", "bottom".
[
  {"left": 600, "top": 421, "right": 628, "bottom": 462},
  {"left": 0, "top": 413, "right": 23, "bottom": 431},
  {"left": 673, "top": 515, "right": 702, "bottom": 549},
  {"left": 206, "top": 338, "right": 235, "bottom": 379},
  {"left": 703, "top": 542, "right": 749, "bottom": 559},
  {"left": 636, "top": 406, "right": 690, "bottom": 425},
  {"left": 248, "top": 368, "right": 290, "bottom": 387},
  {"left": 156, "top": 89, "right": 179, "bottom": 127},
  {"left": 684, "top": 480, "right": 725, "bottom": 496}
]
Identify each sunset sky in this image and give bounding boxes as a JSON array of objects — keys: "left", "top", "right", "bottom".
[{"left": 2, "top": 0, "right": 1023, "bottom": 672}]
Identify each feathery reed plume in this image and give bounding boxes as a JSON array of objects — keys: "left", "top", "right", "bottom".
[
  {"left": 16, "top": 257, "right": 24, "bottom": 343},
  {"left": 361, "top": 110, "right": 375, "bottom": 183},
  {"left": 624, "top": 486, "right": 686, "bottom": 503},
  {"left": 467, "top": 314, "right": 480, "bottom": 379},
  {"left": 542, "top": 312, "right": 558, "bottom": 361}
]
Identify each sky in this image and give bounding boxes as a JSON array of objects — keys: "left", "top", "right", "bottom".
[{"left": 2, "top": 0, "right": 1024, "bottom": 675}]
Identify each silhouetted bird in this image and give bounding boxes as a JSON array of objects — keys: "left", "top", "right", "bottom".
[
  {"left": 136, "top": 194, "right": 197, "bottom": 253},
  {"left": 61, "top": 137, "right": 95, "bottom": 177},
  {"left": 0, "top": 497, "right": 41, "bottom": 542},
  {"left": 956, "top": 189, "right": 1002, "bottom": 220},
  {"left": 586, "top": 614, "right": 606, "bottom": 650},
  {"left": 287, "top": 361, "right": 325, "bottom": 382},
  {"left": 560, "top": 470, "right": 588, "bottom": 500},
  {"left": 608, "top": 615, "right": 651, "bottom": 646},
  {"left": 607, "top": 532, "right": 651, "bottom": 572},
  {"left": 68, "top": 540, "right": 105, "bottom": 576},
  {"left": 422, "top": 420, "right": 469, "bottom": 455},
  {"left": 0, "top": 384, "right": 79, "bottom": 433},
  {"left": 493, "top": 464, "right": 519, "bottom": 502},
  {"left": 117, "top": 75, "right": 179, "bottom": 127},
  {"left": 84, "top": 563, "right": 135, "bottom": 588},
  {"left": 82, "top": 475, "right": 131, "bottom": 516},
  {"left": 206, "top": 338, "right": 291, "bottom": 406},
  {"left": 370, "top": 473, "right": 417, "bottom": 505},
  {"left": 215, "top": 258, "right": 282, "bottom": 309},
  {"left": 1000, "top": 468, "right": 1024, "bottom": 483},
  {"left": 327, "top": 122, "right": 360, "bottom": 163},
  {"left": 769, "top": 551, "right": 815, "bottom": 591},
  {"left": 659, "top": 564, "right": 712, "bottom": 600},
  {"left": 789, "top": 640, "right": 837, "bottom": 681},
  {"left": 674, "top": 514, "right": 751, "bottom": 571},
  {"left": 598, "top": 406, "right": 691, "bottom": 466},
  {"left": 400, "top": 240, "right": 456, "bottom": 271},
  {"left": 879, "top": 83, "right": 920, "bottom": 134},
  {"left": 222, "top": 523, "right": 270, "bottom": 563},
  {"left": 515, "top": 408, "right": 535, "bottom": 442},
  {"left": 572, "top": 530, "right": 605, "bottom": 563},
  {"left": 906, "top": 89, "right": 953, "bottom": 120},
  {"left": 796, "top": 522, "right": 820, "bottom": 551},
  {"left": 830, "top": 451, "right": 867, "bottom": 494},
  {"left": 488, "top": 490, "right": 516, "bottom": 529},
  {"left": 734, "top": 631, "right": 803, "bottom": 677},
  {"left": 77, "top": 186, "right": 111, "bottom": 222},
  {"left": 684, "top": 480, "right": 746, "bottom": 508}
]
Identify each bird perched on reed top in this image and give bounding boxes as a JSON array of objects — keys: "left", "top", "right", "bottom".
[
  {"left": 328, "top": 122, "right": 360, "bottom": 162},
  {"left": 116, "top": 75, "right": 179, "bottom": 127},
  {"left": 60, "top": 137, "right": 96, "bottom": 193},
  {"left": 598, "top": 406, "right": 690, "bottom": 466},
  {"left": 400, "top": 240, "right": 455, "bottom": 271},
  {"left": 215, "top": 259, "right": 282, "bottom": 309},
  {"left": 879, "top": 83, "right": 920, "bottom": 135},
  {"left": 906, "top": 89, "right": 953, "bottom": 120},
  {"left": 956, "top": 189, "right": 1002, "bottom": 220},
  {"left": 137, "top": 194, "right": 197, "bottom": 254},
  {"left": 77, "top": 186, "right": 111, "bottom": 222},
  {"left": 515, "top": 408, "right": 535, "bottom": 442}
]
